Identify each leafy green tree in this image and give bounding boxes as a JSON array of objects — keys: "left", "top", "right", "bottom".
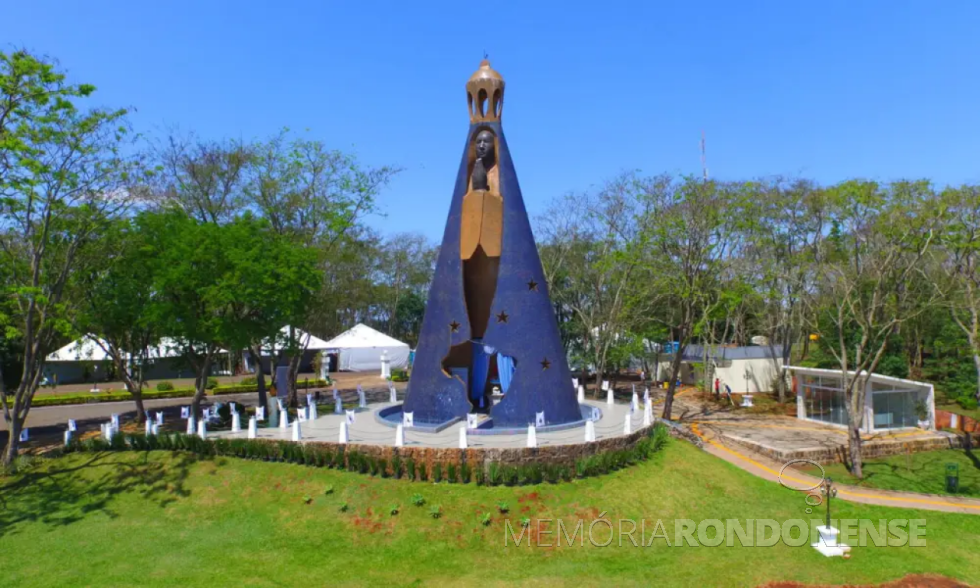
[{"left": 0, "top": 50, "right": 139, "bottom": 465}]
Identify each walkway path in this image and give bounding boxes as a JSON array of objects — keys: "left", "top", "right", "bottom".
[{"left": 690, "top": 420, "right": 980, "bottom": 515}]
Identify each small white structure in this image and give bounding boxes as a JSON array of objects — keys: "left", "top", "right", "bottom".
[
  {"left": 186, "top": 416, "right": 195, "bottom": 435},
  {"left": 380, "top": 350, "right": 391, "bottom": 380},
  {"left": 395, "top": 424, "right": 405, "bottom": 447},
  {"left": 585, "top": 419, "right": 596, "bottom": 442},
  {"left": 64, "top": 430, "right": 72, "bottom": 446},
  {"left": 232, "top": 412, "right": 241, "bottom": 433},
  {"left": 623, "top": 413, "right": 632, "bottom": 435},
  {"left": 577, "top": 385, "right": 585, "bottom": 404},
  {"left": 403, "top": 411, "right": 414, "bottom": 427},
  {"left": 256, "top": 406, "right": 266, "bottom": 422},
  {"left": 334, "top": 397, "right": 343, "bottom": 414},
  {"left": 291, "top": 420, "right": 302, "bottom": 441},
  {"left": 467, "top": 413, "right": 479, "bottom": 429},
  {"left": 321, "top": 323, "right": 410, "bottom": 372},
  {"left": 606, "top": 387, "right": 614, "bottom": 405},
  {"left": 631, "top": 392, "right": 639, "bottom": 412},
  {"left": 247, "top": 417, "right": 257, "bottom": 439},
  {"left": 785, "top": 366, "right": 936, "bottom": 432},
  {"left": 279, "top": 410, "right": 288, "bottom": 430},
  {"left": 309, "top": 402, "right": 318, "bottom": 420},
  {"left": 535, "top": 411, "right": 545, "bottom": 427},
  {"left": 643, "top": 400, "right": 653, "bottom": 427},
  {"left": 338, "top": 420, "right": 349, "bottom": 444},
  {"left": 345, "top": 409, "right": 356, "bottom": 425},
  {"left": 358, "top": 389, "right": 367, "bottom": 408},
  {"left": 197, "top": 420, "right": 207, "bottom": 440},
  {"left": 812, "top": 525, "right": 851, "bottom": 558},
  {"left": 526, "top": 425, "right": 537, "bottom": 448},
  {"left": 459, "top": 427, "right": 468, "bottom": 449}
]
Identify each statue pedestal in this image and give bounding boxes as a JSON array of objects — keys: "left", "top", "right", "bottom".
[{"left": 812, "top": 525, "right": 850, "bottom": 557}]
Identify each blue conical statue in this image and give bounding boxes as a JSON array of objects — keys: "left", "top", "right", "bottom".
[{"left": 402, "top": 60, "right": 580, "bottom": 428}]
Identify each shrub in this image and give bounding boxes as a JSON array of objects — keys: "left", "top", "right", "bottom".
[
  {"left": 156, "top": 381, "right": 174, "bottom": 392},
  {"left": 411, "top": 493, "right": 425, "bottom": 507},
  {"left": 497, "top": 501, "right": 509, "bottom": 514},
  {"left": 391, "top": 369, "right": 409, "bottom": 382},
  {"left": 240, "top": 376, "right": 257, "bottom": 386},
  {"left": 206, "top": 377, "right": 219, "bottom": 390},
  {"left": 339, "top": 502, "right": 349, "bottom": 512},
  {"left": 480, "top": 512, "right": 492, "bottom": 526},
  {"left": 957, "top": 395, "right": 979, "bottom": 411},
  {"left": 324, "top": 485, "right": 334, "bottom": 496},
  {"left": 389, "top": 504, "right": 399, "bottom": 516},
  {"left": 520, "top": 517, "right": 531, "bottom": 528},
  {"left": 430, "top": 505, "right": 442, "bottom": 519}
]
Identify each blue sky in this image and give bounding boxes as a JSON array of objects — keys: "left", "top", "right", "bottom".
[{"left": 4, "top": 1, "right": 979, "bottom": 240}]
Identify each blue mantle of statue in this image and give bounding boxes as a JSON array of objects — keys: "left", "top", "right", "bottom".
[{"left": 401, "top": 120, "right": 580, "bottom": 428}]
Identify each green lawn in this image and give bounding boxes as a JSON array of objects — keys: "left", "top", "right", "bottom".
[
  {"left": 803, "top": 448, "right": 980, "bottom": 498},
  {"left": 2, "top": 442, "right": 979, "bottom": 587}
]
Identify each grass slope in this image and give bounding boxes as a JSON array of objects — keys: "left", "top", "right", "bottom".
[
  {"left": 1, "top": 441, "right": 978, "bottom": 587},
  {"left": 804, "top": 448, "right": 980, "bottom": 498}
]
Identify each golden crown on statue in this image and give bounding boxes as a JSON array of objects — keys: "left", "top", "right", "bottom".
[{"left": 466, "top": 60, "right": 505, "bottom": 124}]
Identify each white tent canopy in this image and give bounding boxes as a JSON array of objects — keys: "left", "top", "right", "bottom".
[
  {"left": 259, "top": 326, "right": 333, "bottom": 353},
  {"left": 322, "top": 323, "right": 410, "bottom": 372},
  {"left": 47, "top": 336, "right": 111, "bottom": 362}
]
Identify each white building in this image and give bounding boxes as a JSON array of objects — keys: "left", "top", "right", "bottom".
[
  {"left": 663, "top": 345, "right": 785, "bottom": 394},
  {"left": 321, "top": 323, "right": 410, "bottom": 372},
  {"left": 785, "top": 366, "right": 935, "bottom": 432}
]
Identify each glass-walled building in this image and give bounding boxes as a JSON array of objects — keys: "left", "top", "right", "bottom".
[{"left": 785, "top": 366, "right": 935, "bottom": 432}]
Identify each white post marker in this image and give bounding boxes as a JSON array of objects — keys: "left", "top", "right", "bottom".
[
  {"left": 256, "top": 406, "right": 266, "bottom": 422},
  {"left": 345, "top": 409, "right": 356, "bottom": 425},
  {"left": 151, "top": 423, "right": 160, "bottom": 436},
  {"left": 403, "top": 412, "right": 414, "bottom": 427},
  {"left": 572, "top": 377, "right": 578, "bottom": 389},
  {"left": 338, "top": 420, "right": 349, "bottom": 444},
  {"left": 154, "top": 412, "right": 163, "bottom": 425},
  {"left": 585, "top": 419, "right": 596, "bottom": 442},
  {"left": 577, "top": 385, "right": 585, "bottom": 404},
  {"left": 631, "top": 392, "right": 639, "bottom": 412},
  {"left": 358, "top": 389, "right": 366, "bottom": 408},
  {"left": 643, "top": 400, "right": 653, "bottom": 427},
  {"left": 332, "top": 387, "right": 339, "bottom": 400},
  {"left": 526, "top": 425, "right": 537, "bottom": 448},
  {"left": 395, "top": 424, "right": 404, "bottom": 447},
  {"left": 19, "top": 428, "right": 29, "bottom": 442},
  {"left": 232, "top": 412, "right": 241, "bottom": 433},
  {"left": 643, "top": 387, "right": 650, "bottom": 403},
  {"left": 389, "top": 385, "right": 397, "bottom": 403},
  {"left": 68, "top": 419, "right": 77, "bottom": 432},
  {"left": 606, "top": 387, "right": 615, "bottom": 405},
  {"left": 277, "top": 398, "right": 286, "bottom": 412},
  {"left": 306, "top": 393, "right": 313, "bottom": 407},
  {"left": 623, "top": 413, "right": 632, "bottom": 435},
  {"left": 64, "top": 430, "right": 72, "bottom": 446},
  {"left": 467, "top": 413, "right": 479, "bottom": 429},
  {"left": 279, "top": 410, "right": 288, "bottom": 430},
  {"left": 229, "top": 402, "right": 237, "bottom": 415},
  {"left": 186, "top": 416, "right": 195, "bottom": 435},
  {"left": 459, "top": 426, "right": 468, "bottom": 449},
  {"left": 145, "top": 419, "right": 153, "bottom": 435},
  {"left": 197, "top": 420, "right": 207, "bottom": 440},
  {"left": 180, "top": 406, "right": 190, "bottom": 419},
  {"left": 104, "top": 424, "right": 114, "bottom": 443},
  {"left": 632, "top": 383, "right": 636, "bottom": 396},
  {"left": 291, "top": 419, "right": 302, "bottom": 441},
  {"left": 247, "top": 416, "right": 257, "bottom": 439},
  {"left": 111, "top": 414, "right": 120, "bottom": 429},
  {"left": 535, "top": 411, "right": 545, "bottom": 427},
  {"left": 309, "top": 402, "right": 318, "bottom": 421},
  {"left": 298, "top": 408, "right": 307, "bottom": 423},
  {"left": 334, "top": 397, "right": 342, "bottom": 415}
]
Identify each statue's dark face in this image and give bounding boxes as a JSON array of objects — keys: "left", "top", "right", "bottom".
[{"left": 475, "top": 131, "right": 494, "bottom": 162}]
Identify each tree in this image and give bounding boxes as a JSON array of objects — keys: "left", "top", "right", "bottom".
[
  {"left": 244, "top": 131, "right": 399, "bottom": 406},
  {"left": 374, "top": 233, "right": 436, "bottom": 344},
  {"left": 808, "top": 180, "right": 940, "bottom": 478},
  {"left": 74, "top": 217, "right": 159, "bottom": 422},
  {"left": 142, "top": 210, "right": 316, "bottom": 418},
  {"left": 938, "top": 185, "right": 980, "bottom": 405},
  {"left": 0, "top": 50, "right": 138, "bottom": 465}
]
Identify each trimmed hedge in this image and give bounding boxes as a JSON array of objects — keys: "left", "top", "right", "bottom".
[
  {"left": 65, "top": 423, "right": 670, "bottom": 486},
  {"left": 17, "top": 379, "right": 330, "bottom": 408}
]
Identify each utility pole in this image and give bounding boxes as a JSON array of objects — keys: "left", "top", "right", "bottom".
[{"left": 700, "top": 130, "right": 708, "bottom": 182}]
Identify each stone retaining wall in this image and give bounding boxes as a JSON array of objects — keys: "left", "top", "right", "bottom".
[{"left": 723, "top": 432, "right": 964, "bottom": 466}]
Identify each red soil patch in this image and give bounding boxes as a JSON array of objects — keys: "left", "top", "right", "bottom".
[{"left": 760, "top": 574, "right": 969, "bottom": 588}]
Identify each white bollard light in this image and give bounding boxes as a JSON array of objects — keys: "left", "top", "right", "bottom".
[
  {"left": 197, "top": 420, "right": 207, "bottom": 440},
  {"left": 68, "top": 419, "right": 77, "bottom": 432},
  {"left": 644, "top": 387, "right": 650, "bottom": 403},
  {"left": 601, "top": 380, "right": 610, "bottom": 391},
  {"left": 232, "top": 412, "right": 241, "bottom": 433},
  {"left": 527, "top": 425, "right": 537, "bottom": 448},
  {"left": 334, "top": 397, "right": 342, "bottom": 415},
  {"left": 389, "top": 386, "right": 397, "bottom": 403},
  {"left": 306, "top": 393, "right": 313, "bottom": 407},
  {"left": 186, "top": 416, "right": 195, "bottom": 435},
  {"left": 358, "top": 389, "right": 366, "bottom": 408},
  {"left": 643, "top": 400, "right": 652, "bottom": 427},
  {"left": 309, "top": 402, "right": 318, "bottom": 421},
  {"left": 64, "top": 430, "right": 72, "bottom": 446},
  {"left": 230, "top": 402, "right": 237, "bottom": 414},
  {"left": 247, "top": 416, "right": 257, "bottom": 439},
  {"left": 145, "top": 419, "right": 153, "bottom": 435},
  {"left": 623, "top": 413, "right": 632, "bottom": 435},
  {"left": 292, "top": 419, "right": 302, "bottom": 441},
  {"left": 631, "top": 392, "right": 639, "bottom": 412},
  {"left": 459, "top": 426, "right": 468, "bottom": 449},
  {"left": 338, "top": 420, "right": 349, "bottom": 444},
  {"left": 585, "top": 419, "right": 596, "bottom": 442},
  {"left": 572, "top": 377, "right": 578, "bottom": 389},
  {"left": 395, "top": 424, "right": 405, "bottom": 447},
  {"left": 256, "top": 406, "right": 266, "bottom": 422},
  {"left": 111, "top": 414, "right": 120, "bottom": 429},
  {"left": 155, "top": 412, "right": 163, "bottom": 425},
  {"left": 279, "top": 410, "right": 288, "bottom": 430},
  {"left": 607, "top": 387, "right": 615, "bottom": 405},
  {"left": 577, "top": 385, "right": 585, "bottom": 404},
  {"left": 151, "top": 423, "right": 160, "bottom": 436}
]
